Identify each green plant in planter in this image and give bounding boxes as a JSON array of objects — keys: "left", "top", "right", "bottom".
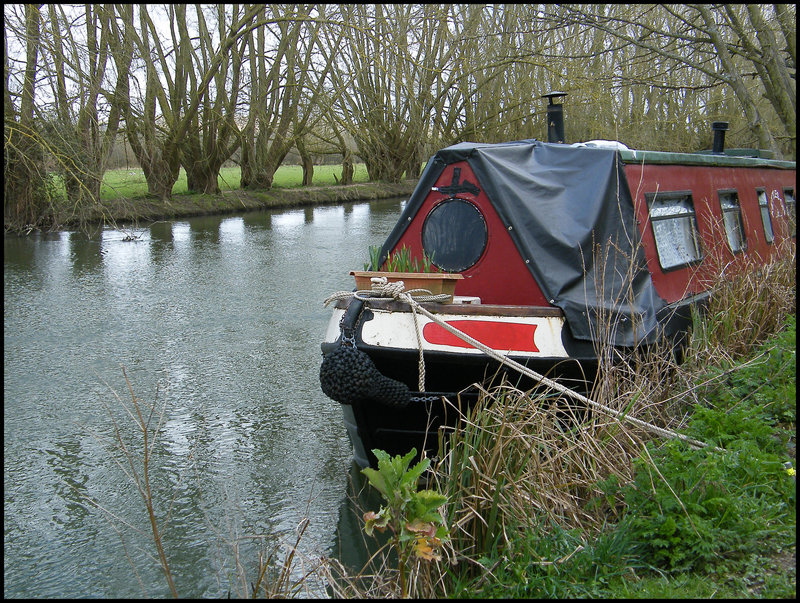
[
  {"left": 363, "top": 244, "right": 437, "bottom": 272},
  {"left": 361, "top": 448, "right": 449, "bottom": 598}
]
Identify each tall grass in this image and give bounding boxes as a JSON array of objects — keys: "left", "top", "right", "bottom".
[
  {"left": 690, "top": 238, "right": 796, "bottom": 360},
  {"left": 417, "top": 237, "right": 796, "bottom": 595}
]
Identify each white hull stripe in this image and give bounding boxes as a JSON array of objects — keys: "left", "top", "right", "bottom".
[{"left": 325, "top": 309, "right": 569, "bottom": 358}]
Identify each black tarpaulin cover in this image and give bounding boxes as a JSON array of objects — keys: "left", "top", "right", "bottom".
[{"left": 381, "top": 139, "right": 673, "bottom": 347}]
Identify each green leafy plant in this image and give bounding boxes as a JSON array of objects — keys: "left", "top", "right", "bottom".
[
  {"left": 618, "top": 431, "right": 795, "bottom": 572},
  {"left": 361, "top": 448, "right": 449, "bottom": 598},
  {"left": 363, "top": 244, "right": 437, "bottom": 272},
  {"left": 364, "top": 245, "right": 383, "bottom": 271}
]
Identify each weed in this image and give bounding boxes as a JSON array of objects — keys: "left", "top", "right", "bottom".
[
  {"left": 618, "top": 414, "right": 795, "bottom": 571},
  {"left": 449, "top": 519, "right": 645, "bottom": 599},
  {"left": 360, "top": 448, "right": 449, "bottom": 598}
]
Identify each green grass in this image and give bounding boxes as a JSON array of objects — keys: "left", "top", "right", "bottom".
[
  {"left": 98, "top": 164, "right": 371, "bottom": 201},
  {"left": 441, "top": 314, "right": 796, "bottom": 599}
]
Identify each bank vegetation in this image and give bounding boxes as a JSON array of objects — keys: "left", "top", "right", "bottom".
[{"left": 4, "top": 4, "right": 796, "bottom": 233}]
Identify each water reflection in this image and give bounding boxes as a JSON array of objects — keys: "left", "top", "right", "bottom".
[
  {"left": 69, "top": 232, "right": 103, "bottom": 275},
  {"left": 3, "top": 198, "right": 404, "bottom": 598}
]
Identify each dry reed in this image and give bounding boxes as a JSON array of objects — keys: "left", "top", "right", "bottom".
[{"left": 424, "top": 231, "right": 795, "bottom": 589}]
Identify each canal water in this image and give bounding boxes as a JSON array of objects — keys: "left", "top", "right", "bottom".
[{"left": 4, "top": 198, "right": 404, "bottom": 598}]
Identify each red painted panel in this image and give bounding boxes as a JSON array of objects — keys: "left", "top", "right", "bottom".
[
  {"left": 625, "top": 163, "right": 796, "bottom": 304},
  {"left": 423, "top": 320, "right": 539, "bottom": 352},
  {"left": 390, "top": 162, "right": 551, "bottom": 306}
]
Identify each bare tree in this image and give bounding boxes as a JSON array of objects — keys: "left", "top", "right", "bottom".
[
  {"left": 324, "top": 4, "right": 466, "bottom": 182},
  {"left": 178, "top": 5, "right": 250, "bottom": 195},
  {"left": 552, "top": 4, "right": 796, "bottom": 158},
  {"left": 119, "top": 4, "right": 262, "bottom": 200},
  {"left": 36, "top": 4, "right": 131, "bottom": 219},
  {"left": 4, "top": 4, "right": 52, "bottom": 230},
  {"left": 239, "top": 4, "right": 341, "bottom": 190}
]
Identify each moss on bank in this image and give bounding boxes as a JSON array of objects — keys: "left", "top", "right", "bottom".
[{"left": 55, "top": 180, "right": 419, "bottom": 229}]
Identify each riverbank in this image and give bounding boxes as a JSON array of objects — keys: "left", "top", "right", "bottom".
[{"left": 56, "top": 179, "right": 419, "bottom": 229}]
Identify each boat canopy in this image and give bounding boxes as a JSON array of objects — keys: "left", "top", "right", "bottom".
[{"left": 381, "top": 139, "right": 672, "bottom": 347}]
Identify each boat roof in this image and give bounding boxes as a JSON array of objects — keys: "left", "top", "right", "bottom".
[
  {"left": 572, "top": 139, "right": 795, "bottom": 169},
  {"left": 618, "top": 148, "right": 795, "bottom": 169}
]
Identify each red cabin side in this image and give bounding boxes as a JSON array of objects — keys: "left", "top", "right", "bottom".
[
  {"left": 387, "top": 162, "right": 551, "bottom": 306},
  {"left": 625, "top": 163, "right": 796, "bottom": 304}
]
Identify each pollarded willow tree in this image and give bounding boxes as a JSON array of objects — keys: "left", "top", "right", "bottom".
[
  {"left": 176, "top": 5, "right": 250, "bottom": 195},
  {"left": 239, "top": 4, "right": 342, "bottom": 190},
  {"left": 4, "top": 4, "right": 49, "bottom": 229},
  {"left": 324, "top": 4, "right": 469, "bottom": 183},
  {"left": 37, "top": 4, "right": 132, "bottom": 216},
  {"left": 118, "top": 4, "right": 264, "bottom": 200},
  {"left": 434, "top": 4, "right": 562, "bottom": 146}
]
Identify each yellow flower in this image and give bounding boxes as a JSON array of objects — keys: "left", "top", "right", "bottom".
[{"left": 787, "top": 467, "right": 796, "bottom": 477}]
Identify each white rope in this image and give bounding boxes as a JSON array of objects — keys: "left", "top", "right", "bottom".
[
  {"left": 324, "top": 277, "right": 451, "bottom": 391},
  {"left": 323, "top": 281, "right": 723, "bottom": 452}
]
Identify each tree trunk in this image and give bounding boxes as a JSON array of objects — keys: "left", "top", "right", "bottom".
[
  {"left": 135, "top": 145, "right": 181, "bottom": 201},
  {"left": 4, "top": 4, "right": 49, "bottom": 230},
  {"left": 297, "top": 138, "right": 314, "bottom": 186},
  {"left": 185, "top": 160, "right": 221, "bottom": 195},
  {"left": 341, "top": 151, "right": 354, "bottom": 185}
]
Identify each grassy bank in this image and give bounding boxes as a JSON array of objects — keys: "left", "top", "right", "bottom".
[
  {"left": 53, "top": 164, "right": 417, "bottom": 229},
  {"left": 330, "top": 244, "right": 796, "bottom": 599},
  {"left": 435, "top": 315, "right": 796, "bottom": 599},
  {"left": 98, "top": 164, "right": 374, "bottom": 200}
]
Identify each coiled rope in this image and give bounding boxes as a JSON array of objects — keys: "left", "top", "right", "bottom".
[{"left": 324, "top": 277, "right": 723, "bottom": 453}]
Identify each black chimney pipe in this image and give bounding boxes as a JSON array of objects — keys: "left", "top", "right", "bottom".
[
  {"left": 542, "top": 92, "right": 567, "bottom": 143},
  {"left": 712, "top": 121, "right": 729, "bottom": 154}
]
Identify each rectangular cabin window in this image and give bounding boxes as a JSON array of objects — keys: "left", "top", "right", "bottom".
[
  {"left": 784, "top": 188, "right": 796, "bottom": 238},
  {"left": 646, "top": 191, "right": 703, "bottom": 271},
  {"left": 757, "top": 189, "right": 774, "bottom": 244},
  {"left": 718, "top": 190, "right": 746, "bottom": 253}
]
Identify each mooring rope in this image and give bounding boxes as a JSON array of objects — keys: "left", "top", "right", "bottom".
[{"left": 324, "top": 278, "right": 724, "bottom": 453}]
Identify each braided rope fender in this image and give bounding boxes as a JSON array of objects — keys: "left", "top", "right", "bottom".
[{"left": 319, "top": 343, "right": 411, "bottom": 408}]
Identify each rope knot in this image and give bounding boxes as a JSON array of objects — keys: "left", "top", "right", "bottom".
[{"left": 370, "top": 276, "right": 408, "bottom": 300}]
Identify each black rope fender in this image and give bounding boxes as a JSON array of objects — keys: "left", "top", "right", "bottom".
[{"left": 319, "top": 300, "right": 411, "bottom": 408}]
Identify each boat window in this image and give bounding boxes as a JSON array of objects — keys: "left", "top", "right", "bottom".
[
  {"left": 757, "top": 189, "right": 774, "bottom": 244},
  {"left": 784, "top": 188, "right": 796, "bottom": 238},
  {"left": 646, "top": 191, "right": 703, "bottom": 271},
  {"left": 421, "top": 198, "right": 487, "bottom": 272},
  {"left": 717, "top": 190, "right": 746, "bottom": 254}
]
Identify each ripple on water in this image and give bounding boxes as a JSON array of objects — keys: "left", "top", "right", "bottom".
[{"left": 3, "top": 199, "right": 404, "bottom": 598}]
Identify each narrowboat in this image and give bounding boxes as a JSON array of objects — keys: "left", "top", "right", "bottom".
[{"left": 320, "top": 95, "right": 796, "bottom": 469}]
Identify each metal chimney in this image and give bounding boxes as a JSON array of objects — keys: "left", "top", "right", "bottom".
[
  {"left": 542, "top": 92, "right": 567, "bottom": 143},
  {"left": 712, "top": 121, "right": 729, "bottom": 154}
]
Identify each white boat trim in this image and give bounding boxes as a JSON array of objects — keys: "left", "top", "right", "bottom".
[{"left": 325, "top": 306, "right": 569, "bottom": 358}]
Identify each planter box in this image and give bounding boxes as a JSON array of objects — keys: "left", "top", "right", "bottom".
[{"left": 350, "top": 271, "right": 464, "bottom": 303}]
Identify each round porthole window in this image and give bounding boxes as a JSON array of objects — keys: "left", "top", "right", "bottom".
[{"left": 421, "top": 199, "right": 488, "bottom": 272}]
